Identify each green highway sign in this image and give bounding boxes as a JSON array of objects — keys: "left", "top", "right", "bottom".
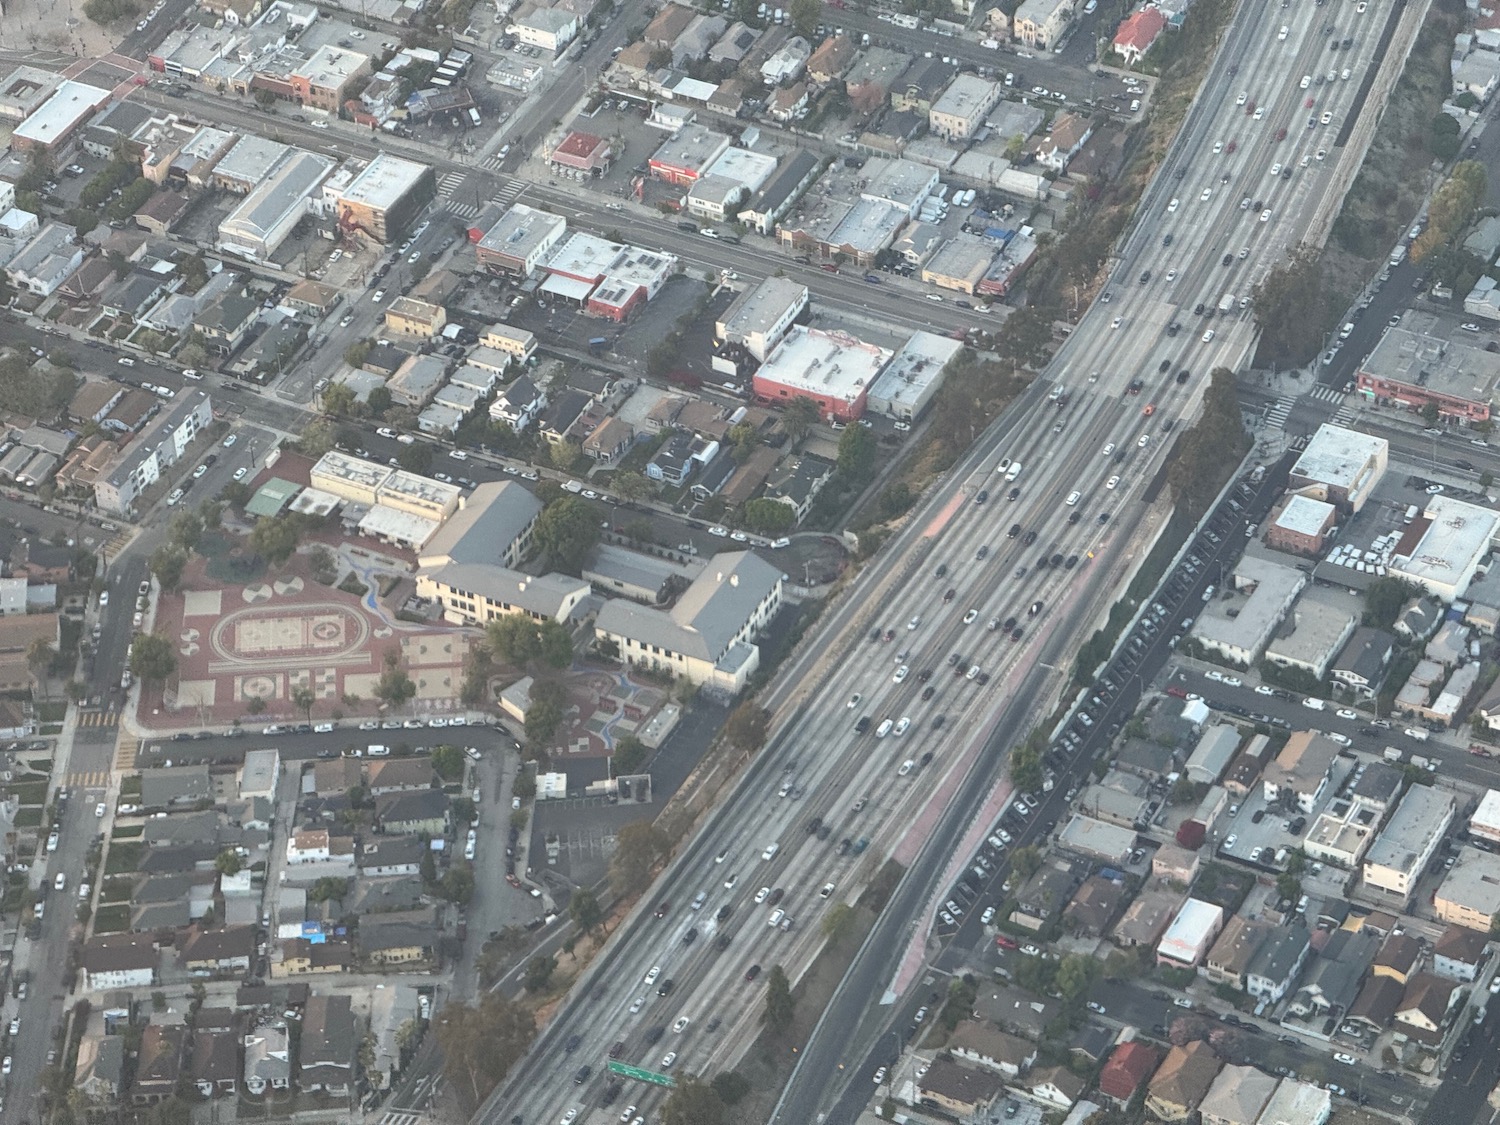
[{"left": 607, "top": 1061, "right": 675, "bottom": 1088}]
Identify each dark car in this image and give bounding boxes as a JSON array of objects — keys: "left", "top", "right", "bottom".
[
  {"left": 658, "top": 978, "right": 675, "bottom": 996},
  {"left": 745, "top": 964, "right": 762, "bottom": 981},
  {"left": 716, "top": 904, "right": 733, "bottom": 921},
  {"left": 934, "top": 563, "right": 948, "bottom": 579},
  {"left": 1222, "top": 254, "right": 1233, "bottom": 267},
  {"left": 565, "top": 1035, "right": 582, "bottom": 1053},
  {"left": 1008, "top": 523, "right": 1022, "bottom": 538},
  {"left": 1023, "top": 530, "right": 1038, "bottom": 545},
  {"left": 1163, "top": 233, "right": 1173, "bottom": 246},
  {"left": 574, "top": 1065, "right": 591, "bottom": 1085},
  {"left": 644, "top": 1025, "right": 665, "bottom": 1045},
  {"left": 921, "top": 686, "right": 935, "bottom": 701},
  {"left": 1176, "top": 369, "right": 1190, "bottom": 384},
  {"left": 975, "top": 490, "right": 988, "bottom": 504},
  {"left": 682, "top": 927, "right": 698, "bottom": 945},
  {"left": 1194, "top": 302, "right": 1206, "bottom": 315},
  {"left": 943, "top": 587, "right": 957, "bottom": 603},
  {"left": 654, "top": 901, "right": 670, "bottom": 918},
  {"left": 1007, "top": 487, "right": 1021, "bottom": 500},
  {"left": 932, "top": 715, "right": 946, "bottom": 730},
  {"left": 768, "top": 888, "right": 785, "bottom": 905},
  {"left": 855, "top": 716, "right": 871, "bottom": 733},
  {"left": 1158, "top": 359, "right": 1171, "bottom": 373}
]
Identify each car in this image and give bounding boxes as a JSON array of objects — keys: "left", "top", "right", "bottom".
[
  {"left": 1333, "top": 1053, "right": 1356, "bottom": 1065},
  {"left": 1106, "top": 475, "right": 1121, "bottom": 490},
  {"left": 1138, "top": 433, "right": 1152, "bottom": 448},
  {"left": 233, "top": 467, "right": 247, "bottom": 480},
  {"left": 95, "top": 802, "right": 107, "bottom": 818},
  {"left": 1174, "top": 996, "right": 1194, "bottom": 1008},
  {"left": 1087, "top": 1001, "right": 1107, "bottom": 1013},
  {"left": 913, "top": 1006, "right": 928, "bottom": 1023},
  {"left": 644, "top": 966, "right": 661, "bottom": 985},
  {"left": 1337, "top": 708, "right": 1358, "bottom": 720},
  {"left": 1202, "top": 329, "right": 1216, "bottom": 343},
  {"left": 893, "top": 665, "right": 909, "bottom": 683},
  {"left": 223, "top": 434, "right": 238, "bottom": 447},
  {"left": 873, "top": 1066, "right": 888, "bottom": 1084},
  {"left": 1255, "top": 685, "right": 1275, "bottom": 696},
  {"left": 561, "top": 1113, "right": 577, "bottom": 1125},
  {"left": 1111, "top": 316, "right": 1123, "bottom": 329},
  {"left": 963, "top": 609, "right": 979, "bottom": 625},
  {"left": 848, "top": 692, "right": 862, "bottom": 709},
  {"left": 1200, "top": 188, "right": 1212, "bottom": 201}
]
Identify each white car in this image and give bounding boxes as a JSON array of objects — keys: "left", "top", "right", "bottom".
[
  {"left": 1336, "top": 709, "right": 1358, "bottom": 720},
  {"left": 1222, "top": 676, "right": 1243, "bottom": 688},
  {"left": 1102, "top": 443, "right": 1115, "bottom": 456},
  {"left": 1200, "top": 187, "right": 1212, "bottom": 201},
  {"left": 233, "top": 467, "right": 247, "bottom": 480},
  {"left": 1270, "top": 162, "right": 1283, "bottom": 177},
  {"left": 962, "top": 609, "right": 979, "bottom": 624},
  {"left": 312, "top": 119, "right": 329, "bottom": 129},
  {"left": 644, "top": 966, "right": 661, "bottom": 986},
  {"left": 672, "top": 1016, "right": 691, "bottom": 1033},
  {"left": 1202, "top": 329, "right": 1216, "bottom": 343},
  {"left": 1254, "top": 685, "right": 1275, "bottom": 696},
  {"left": 754, "top": 886, "right": 770, "bottom": 903},
  {"left": 223, "top": 434, "right": 238, "bottom": 447},
  {"left": 95, "top": 802, "right": 106, "bottom": 817},
  {"left": 893, "top": 716, "right": 911, "bottom": 736},
  {"left": 1106, "top": 475, "right": 1121, "bottom": 490},
  {"left": 1111, "top": 316, "right": 1123, "bottom": 329},
  {"left": 873, "top": 1066, "right": 888, "bottom": 1084},
  {"left": 707, "top": 525, "right": 729, "bottom": 537},
  {"left": 1138, "top": 434, "right": 1152, "bottom": 448},
  {"left": 848, "top": 692, "right": 862, "bottom": 709},
  {"left": 1166, "top": 269, "right": 1177, "bottom": 282},
  {"left": 893, "top": 665, "right": 909, "bottom": 683},
  {"left": 1260, "top": 208, "right": 1272, "bottom": 222},
  {"left": 1236, "top": 91, "right": 1247, "bottom": 105},
  {"left": 1212, "top": 140, "right": 1224, "bottom": 154},
  {"left": 1087, "top": 1001, "right": 1106, "bottom": 1013}
]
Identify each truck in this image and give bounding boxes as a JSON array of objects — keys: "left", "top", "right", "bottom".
[
  {"left": 587, "top": 336, "right": 609, "bottom": 354},
  {"left": 1383, "top": 746, "right": 1404, "bottom": 763},
  {"left": 1404, "top": 504, "right": 1419, "bottom": 524},
  {"left": 1218, "top": 293, "right": 1236, "bottom": 315},
  {"left": 891, "top": 12, "right": 919, "bottom": 27},
  {"left": 1411, "top": 754, "right": 1437, "bottom": 771},
  {"left": 1389, "top": 243, "right": 1408, "bottom": 267}
]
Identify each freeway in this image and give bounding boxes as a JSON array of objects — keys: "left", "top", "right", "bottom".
[{"left": 472, "top": 0, "right": 1412, "bottom": 1120}]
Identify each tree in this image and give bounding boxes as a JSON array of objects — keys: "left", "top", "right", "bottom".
[
  {"left": 549, "top": 440, "right": 583, "bottom": 471},
  {"left": 1055, "top": 953, "right": 1099, "bottom": 1004},
  {"left": 569, "top": 886, "right": 604, "bottom": 937},
  {"left": 151, "top": 543, "right": 189, "bottom": 595},
  {"left": 782, "top": 396, "right": 820, "bottom": 444},
  {"left": 525, "top": 696, "right": 563, "bottom": 745},
  {"left": 130, "top": 633, "right": 178, "bottom": 685},
  {"left": 613, "top": 471, "right": 653, "bottom": 502},
  {"left": 1276, "top": 871, "right": 1302, "bottom": 901},
  {"left": 609, "top": 821, "right": 672, "bottom": 897},
  {"left": 308, "top": 876, "right": 350, "bottom": 903},
  {"left": 168, "top": 510, "right": 203, "bottom": 552},
  {"left": 836, "top": 423, "right": 877, "bottom": 481},
  {"left": 309, "top": 545, "right": 338, "bottom": 585},
  {"left": 761, "top": 964, "right": 795, "bottom": 1033},
  {"left": 1364, "top": 577, "right": 1415, "bottom": 629},
  {"left": 291, "top": 686, "right": 316, "bottom": 723},
  {"left": 535, "top": 497, "right": 601, "bottom": 573},
  {"left": 661, "top": 1074, "right": 727, "bottom": 1125},
  {"left": 397, "top": 443, "right": 433, "bottom": 474},
  {"left": 375, "top": 666, "right": 417, "bottom": 710},
  {"left": 612, "top": 734, "right": 649, "bottom": 774},
  {"left": 710, "top": 1072, "right": 750, "bottom": 1106},
  {"left": 724, "top": 702, "right": 770, "bottom": 755},
  {"left": 522, "top": 954, "right": 556, "bottom": 992},
  {"left": 248, "top": 516, "right": 300, "bottom": 567},
  {"left": 438, "top": 862, "right": 475, "bottom": 904},
  {"left": 1422, "top": 401, "right": 1441, "bottom": 426},
  {"left": 1010, "top": 844, "right": 1042, "bottom": 879},
  {"left": 320, "top": 382, "right": 358, "bottom": 416},
  {"left": 214, "top": 849, "right": 243, "bottom": 877},
  {"left": 368, "top": 385, "right": 393, "bottom": 416},
  {"left": 431, "top": 743, "right": 464, "bottom": 780},
  {"left": 1009, "top": 741, "right": 1044, "bottom": 793},
  {"left": 436, "top": 993, "right": 536, "bottom": 1108},
  {"left": 742, "top": 498, "right": 795, "bottom": 535},
  {"left": 996, "top": 303, "right": 1054, "bottom": 374}
]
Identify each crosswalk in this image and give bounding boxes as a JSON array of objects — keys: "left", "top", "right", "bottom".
[
  {"left": 442, "top": 175, "right": 528, "bottom": 222},
  {"left": 76, "top": 710, "right": 119, "bottom": 731},
  {"left": 491, "top": 177, "right": 527, "bottom": 209},
  {"left": 380, "top": 1112, "right": 425, "bottom": 1125},
  {"left": 436, "top": 171, "right": 467, "bottom": 196},
  {"left": 1306, "top": 384, "right": 1346, "bottom": 404},
  {"left": 114, "top": 734, "right": 140, "bottom": 772},
  {"left": 65, "top": 770, "right": 110, "bottom": 789},
  {"left": 1264, "top": 395, "right": 1296, "bottom": 431}
]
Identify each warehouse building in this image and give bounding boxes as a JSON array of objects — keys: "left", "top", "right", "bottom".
[{"left": 219, "top": 150, "right": 334, "bottom": 261}]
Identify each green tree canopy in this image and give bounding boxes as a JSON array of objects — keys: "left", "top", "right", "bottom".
[
  {"left": 150, "top": 544, "right": 188, "bottom": 594},
  {"left": 249, "top": 516, "right": 300, "bottom": 567},
  {"left": 742, "top": 498, "right": 795, "bottom": 534},
  {"left": 129, "top": 633, "right": 178, "bottom": 684},
  {"left": 836, "top": 423, "right": 877, "bottom": 481},
  {"left": 609, "top": 821, "right": 672, "bottom": 898},
  {"left": 660, "top": 1073, "right": 727, "bottom": 1125},
  {"left": 761, "top": 964, "right": 796, "bottom": 1033},
  {"left": 535, "top": 496, "right": 602, "bottom": 573},
  {"left": 436, "top": 992, "right": 536, "bottom": 1108}
]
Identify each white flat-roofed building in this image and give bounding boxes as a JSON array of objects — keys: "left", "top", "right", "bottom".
[
  {"left": 1156, "top": 898, "right": 1224, "bottom": 969},
  {"left": 1303, "top": 798, "right": 1382, "bottom": 869},
  {"left": 544, "top": 232, "right": 626, "bottom": 285},
  {"left": 211, "top": 135, "right": 293, "bottom": 193},
  {"left": 1434, "top": 846, "right": 1500, "bottom": 929},
  {"left": 1193, "top": 556, "right": 1307, "bottom": 666},
  {"left": 1288, "top": 424, "right": 1388, "bottom": 513},
  {"left": 309, "top": 450, "right": 392, "bottom": 505},
  {"left": 0, "top": 66, "right": 62, "bottom": 121},
  {"left": 702, "top": 147, "right": 778, "bottom": 193},
  {"left": 357, "top": 505, "right": 440, "bottom": 550},
  {"left": 511, "top": 7, "right": 579, "bottom": 53},
  {"left": 5, "top": 222, "right": 83, "bottom": 297},
  {"left": 387, "top": 354, "right": 447, "bottom": 407},
  {"left": 239, "top": 748, "right": 282, "bottom": 801},
  {"left": 862, "top": 157, "right": 940, "bottom": 217},
  {"left": 480, "top": 325, "right": 537, "bottom": 362},
  {"left": 929, "top": 74, "right": 1002, "bottom": 141},
  {"left": 922, "top": 234, "right": 998, "bottom": 294},
  {"left": 377, "top": 470, "right": 461, "bottom": 522},
  {"left": 1263, "top": 588, "right": 1359, "bottom": 679},
  {"left": 751, "top": 325, "right": 893, "bottom": 423},
  {"left": 94, "top": 391, "right": 214, "bottom": 514},
  {"left": 477, "top": 204, "right": 567, "bottom": 277},
  {"left": 1200, "top": 1067, "right": 1279, "bottom": 1125},
  {"left": 218, "top": 150, "right": 333, "bottom": 261},
  {"left": 1057, "top": 814, "right": 1134, "bottom": 865},
  {"left": 1363, "top": 785, "right": 1456, "bottom": 905},
  {"left": 588, "top": 247, "right": 678, "bottom": 322},
  {"left": 821, "top": 197, "right": 908, "bottom": 263},
  {"left": 595, "top": 550, "right": 784, "bottom": 694},
  {"left": 715, "top": 276, "right": 808, "bottom": 361},
  {"left": 1387, "top": 495, "right": 1500, "bottom": 603},
  {"left": 1012, "top": 0, "right": 1072, "bottom": 48},
  {"left": 1471, "top": 789, "right": 1500, "bottom": 846},
  {"left": 11, "top": 80, "right": 111, "bottom": 153},
  {"left": 1262, "top": 731, "right": 1340, "bottom": 814},
  {"left": 335, "top": 153, "right": 435, "bottom": 244},
  {"left": 866, "top": 331, "right": 962, "bottom": 421}
]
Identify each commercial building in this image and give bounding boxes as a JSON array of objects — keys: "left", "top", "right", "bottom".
[
  {"left": 511, "top": 7, "right": 579, "bottom": 53},
  {"left": 594, "top": 551, "right": 784, "bottom": 693},
  {"left": 715, "top": 276, "right": 808, "bottom": 362},
  {"left": 1266, "top": 494, "right": 1339, "bottom": 557},
  {"left": 1356, "top": 325, "right": 1500, "bottom": 426},
  {"left": 750, "top": 325, "right": 892, "bottom": 422},
  {"left": 587, "top": 247, "right": 677, "bottom": 322},
  {"left": 548, "top": 131, "right": 614, "bottom": 178},
  {"left": 1471, "top": 789, "right": 1500, "bottom": 847},
  {"left": 289, "top": 45, "right": 369, "bottom": 112},
  {"left": 1433, "top": 847, "right": 1500, "bottom": 930},
  {"left": 1363, "top": 785, "right": 1456, "bottom": 905},
  {"left": 1263, "top": 588, "right": 1359, "bottom": 679},
  {"left": 0, "top": 66, "right": 62, "bottom": 122},
  {"left": 94, "top": 391, "right": 214, "bottom": 515},
  {"left": 1193, "top": 556, "right": 1306, "bottom": 666},
  {"left": 219, "top": 150, "right": 334, "bottom": 261},
  {"left": 866, "top": 331, "right": 962, "bottom": 421},
  {"left": 384, "top": 296, "right": 446, "bottom": 339},
  {"left": 1288, "top": 424, "right": 1388, "bottom": 513},
  {"left": 1157, "top": 897, "right": 1224, "bottom": 969},
  {"left": 1387, "top": 495, "right": 1499, "bottom": 602},
  {"left": 335, "top": 153, "right": 435, "bottom": 244},
  {"left": 922, "top": 234, "right": 997, "bottom": 294},
  {"left": 1262, "top": 731, "right": 1341, "bottom": 814},
  {"left": 739, "top": 149, "right": 821, "bottom": 235},
  {"left": 476, "top": 204, "right": 567, "bottom": 277},
  {"left": 1057, "top": 814, "right": 1135, "bottom": 864},
  {"left": 1303, "top": 797, "right": 1383, "bottom": 869},
  {"left": 10, "top": 80, "right": 112, "bottom": 153},
  {"left": 416, "top": 563, "right": 590, "bottom": 625},
  {"left": 929, "top": 74, "right": 1002, "bottom": 141},
  {"left": 648, "top": 124, "right": 732, "bottom": 186}
]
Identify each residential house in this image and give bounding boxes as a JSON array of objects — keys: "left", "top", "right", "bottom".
[
  {"left": 359, "top": 907, "right": 439, "bottom": 967},
  {"left": 132, "top": 1024, "right": 187, "bottom": 1105},
  {"left": 918, "top": 1057, "right": 1006, "bottom": 1117},
  {"left": 1063, "top": 875, "right": 1126, "bottom": 937},
  {"left": 1262, "top": 731, "right": 1340, "bottom": 814},
  {"left": 178, "top": 924, "right": 256, "bottom": 976},
  {"left": 365, "top": 757, "right": 437, "bottom": 795},
  {"left": 1146, "top": 1041, "right": 1222, "bottom": 1121},
  {"left": 1098, "top": 1041, "right": 1162, "bottom": 1105},
  {"left": 807, "top": 35, "right": 856, "bottom": 83},
  {"left": 243, "top": 1024, "right": 291, "bottom": 1095},
  {"left": 1113, "top": 5, "right": 1167, "bottom": 65},
  {"left": 299, "top": 994, "right": 357, "bottom": 1098},
  {"left": 1345, "top": 974, "right": 1404, "bottom": 1036},
  {"left": 275, "top": 937, "right": 353, "bottom": 978},
  {"left": 1394, "top": 972, "right": 1457, "bottom": 1045},
  {"left": 190, "top": 1029, "right": 239, "bottom": 1097},
  {"left": 75, "top": 1033, "right": 127, "bottom": 1104},
  {"left": 375, "top": 789, "right": 449, "bottom": 836},
  {"left": 140, "top": 764, "right": 213, "bottom": 810},
  {"left": 1329, "top": 627, "right": 1395, "bottom": 699},
  {"left": 81, "top": 934, "right": 158, "bottom": 991},
  {"left": 1246, "top": 926, "right": 1312, "bottom": 1003},
  {"left": 1199, "top": 1064, "right": 1278, "bottom": 1125},
  {"left": 1030, "top": 1064, "right": 1087, "bottom": 1109},
  {"left": 947, "top": 1020, "right": 1037, "bottom": 1078},
  {"left": 583, "top": 416, "right": 634, "bottom": 464},
  {"left": 1206, "top": 915, "right": 1271, "bottom": 990},
  {"left": 973, "top": 984, "right": 1061, "bottom": 1039},
  {"left": 1012, "top": 0, "right": 1072, "bottom": 49},
  {"left": 538, "top": 388, "right": 593, "bottom": 447},
  {"left": 1032, "top": 112, "right": 1094, "bottom": 173},
  {"left": 1372, "top": 932, "right": 1423, "bottom": 984},
  {"left": 1432, "top": 925, "right": 1488, "bottom": 982},
  {"left": 357, "top": 836, "right": 427, "bottom": 878}
]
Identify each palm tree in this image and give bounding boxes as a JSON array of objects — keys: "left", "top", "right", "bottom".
[{"left": 291, "top": 686, "right": 316, "bottom": 724}]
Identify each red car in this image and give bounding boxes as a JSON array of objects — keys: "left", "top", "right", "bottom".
[
  {"left": 1275, "top": 126, "right": 1288, "bottom": 141},
  {"left": 995, "top": 934, "right": 1019, "bottom": 950},
  {"left": 1225, "top": 140, "right": 1237, "bottom": 154},
  {"left": 1165, "top": 685, "right": 1188, "bottom": 699}
]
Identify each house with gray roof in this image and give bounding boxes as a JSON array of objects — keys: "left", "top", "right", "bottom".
[
  {"left": 140, "top": 764, "right": 213, "bottom": 811},
  {"left": 416, "top": 562, "right": 590, "bottom": 625},
  {"left": 299, "top": 995, "right": 356, "bottom": 1098},
  {"left": 594, "top": 550, "right": 784, "bottom": 693},
  {"left": 417, "top": 480, "right": 541, "bottom": 571}
]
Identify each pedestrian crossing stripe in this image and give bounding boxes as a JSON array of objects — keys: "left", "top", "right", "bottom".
[
  {"left": 66, "top": 770, "right": 109, "bottom": 788},
  {"left": 436, "top": 171, "right": 467, "bottom": 195},
  {"left": 380, "top": 1113, "right": 425, "bottom": 1125},
  {"left": 1306, "top": 384, "right": 1346, "bottom": 403},
  {"left": 77, "top": 711, "right": 119, "bottom": 728},
  {"left": 1264, "top": 395, "right": 1296, "bottom": 431},
  {"left": 114, "top": 735, "right": 140, "bottom": 772}
]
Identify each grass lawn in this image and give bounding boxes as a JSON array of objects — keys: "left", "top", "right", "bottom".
[
  {"left": 13, "top": 808, "right": 42, "bottom": 828},
  {"left": 104, "top": 841, "right": 143, "bottom": 876},
  {"left": 35, "top": 703, "right": 67, "bottom": 723},
  {"left": 111, "top": 825, "right": 143, "bottom": 839},
  {"left": 120, "top": 774, "right": 142, "bottom": 798},
  {"left": 92, "top": 904, "right": 130, "bottom": 934},
  {"left": 8, "top": 781, "right": 47, "bottom": 806}
]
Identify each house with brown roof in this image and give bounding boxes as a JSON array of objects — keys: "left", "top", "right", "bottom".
[
  {"left": 133, "top": 189, "right": 191, "bottom": 234},
  {"left": 1372, "top": 931, "right": 1423, "bottom": 984},
  {"left": 1031, "top": 111, "right": 1094, "bottom": 173},
  {"left": 190, "top": 1028, "right": 240, "bottom": 1097},
  {"left": 1394, "top": 972, "right": 1457, "bottom": 1045},
  {"left": 364, "top": 756, "right": 437, "bottom": 795},
  {"left": 1205, "top": 915, "right": 1271, "bottom": 990},
  {"left": 1146, "top": 1041, "right": 1222, "bottom": 1121},
  {"left": 132, "top": 1024, "right": 187, "bottom": 1105},
  {"left": 1434, "top": 924, "right": 1489, "bottom": 981},
  {"left": 0, "top": 612, "right": 59, "bottom": 692},
  {"left": 807, "top": 35, "right": 856, "bottom": 84},
  {"left": 918, "top": 1056, "right": 1006, "bottom": 1116},
  {"left": 178, "top": 924, "right": 256, "bottom": 976},
  {"left": 1030, "top": 1064, "right": 1087, "bottom": 1108},
  {"left": 273, "top": 937, "right": 353, "bottom": 978},
  {"left": 644, "top": 2, "right": 695, "bottom": 47},
  {"left": 68, "top": 379, "right": 126, "bottom": 425},
  {"left": 947, "top": 1020, "right": 1036, "bottom": 1077},
  {"left": 300, "top": 994, "right": 357, "bottom": 1098},
  {"left": 1345, "top": 973, "right": 1404, "bottom": 1035},
  {"left": 1099, "top": 1040, "right": 1162, "bottom": 1105},
  {"left": 1064, "top": 875, "right": 1126, "bottom": 936}
]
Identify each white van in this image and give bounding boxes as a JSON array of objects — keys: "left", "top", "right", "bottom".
[
  {"left": 1301, "top": 697, "right": 1326, "bottom": 711},
  {"left": 1404, "top": 727, "right": 1430, "bottom": 742},
  {"left": 876, "top": 719, "right": 893, "bottom": 738},
  {"left": 1005, "top": 462, "right": 1023, "bottom": 482},
  {"left": 366, "top": 744, "right": 391, "bottom": 756}
]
